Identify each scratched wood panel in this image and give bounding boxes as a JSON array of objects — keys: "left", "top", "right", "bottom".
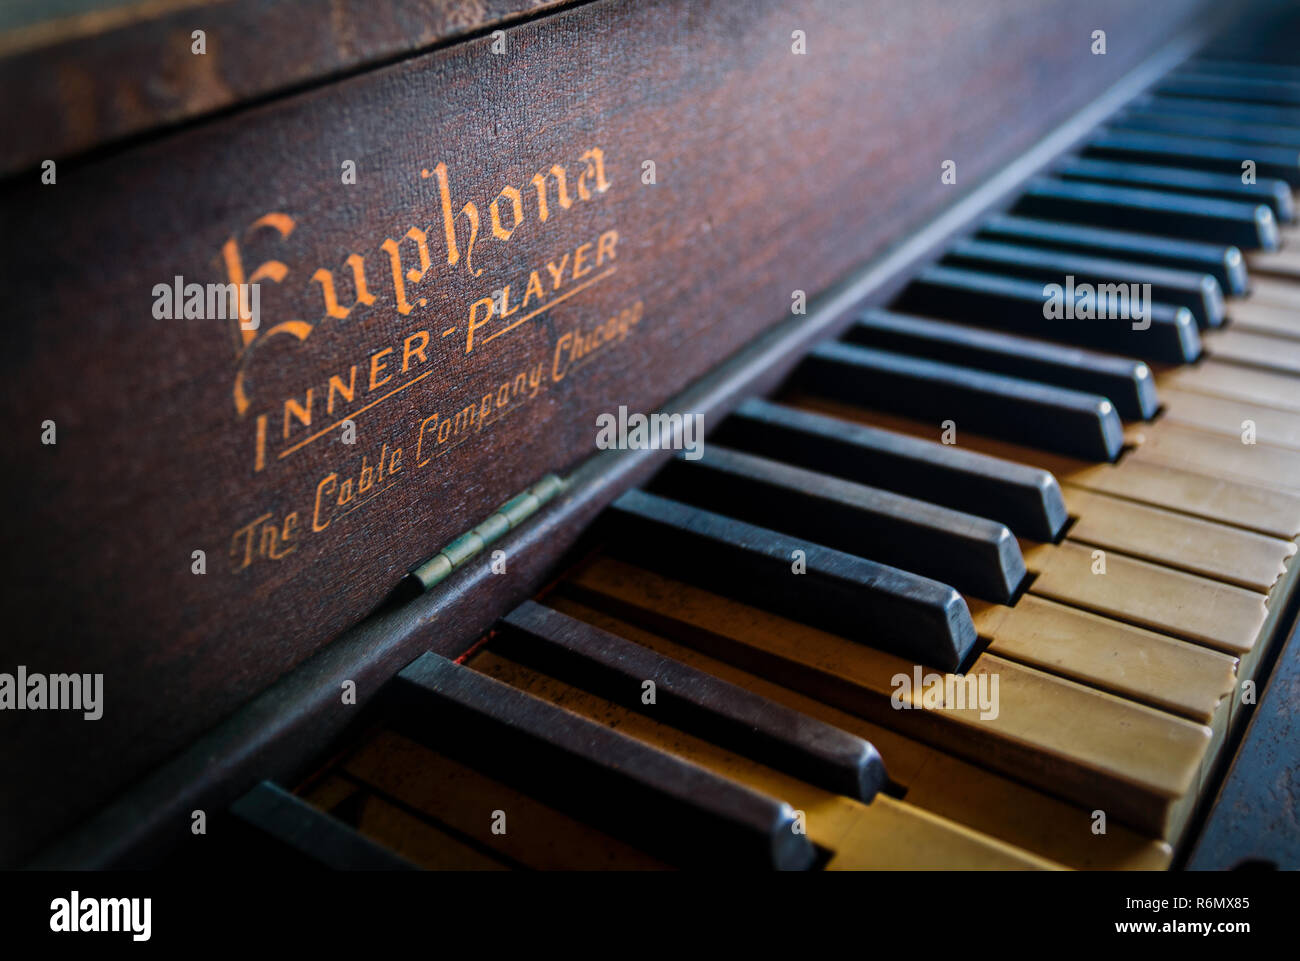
[
  {"left": 0, "top": 0, "right": 573, "bottom": 175},
  {"left": 0, "top": 0, "right": 1208, "bottom": 864}
]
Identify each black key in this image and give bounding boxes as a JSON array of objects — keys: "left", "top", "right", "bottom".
[
  {"left": 652, "top": 445, "right": 1026, "bottom": 603},
  {"left": 978, "top": 214, "right": 1248, "bottom": 295},
  {"left": 229, "top": 782, "right": 417, "bottom": 870},
  {"left": 603, "top": 488, "right": 978, "bottom": 671},
  {"left": 1128, "top": 93, "right": 1300, "bottom": 128},
  {"left": 1056, "top": 155, "right": 1294, "bottom": 224},
  {"left": 845, "top": 309, "right": 1158, "bottom": 419},
  {"left": 1084, "top": 129, "right": 1300, "bottom": 186},
  {"left": 942, "top": 236, "right": 1226, "bottom": 328},
  {"left": 1157, "top": 72, "right": 1300, "bottom": 106},
  {"left": 1112, "top": 107, "right": 1300, "bottom": 151},
  {"left": 494, "top": 601, "right": 888, "bottom": 802},
  {"left": 1013, "top": 178, "right": 1278, "bottom": 250},
  {"left": 894, "top": 264, "right": 1201, "bottom": 365},
  {"left": 795, "top": 340, "right": 1124, "bottom": 461},
  {"left": 1181, "top": 59, "right": 1300, "bottom": 84},
  {"left": 714, "top": 398, "right": 1068, "bottom": 542},
  {"left": 391, "top": 651, "right": 817, "bottom": 870}
]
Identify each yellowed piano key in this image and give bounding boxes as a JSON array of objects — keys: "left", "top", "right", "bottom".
[
  {"left": 564, "top": 556, "right": 1211, "bottom": 837},
  {"left": 550, "top": 592, "right": 1171, "bottom": 869},
  {"left": 1202, "top": 328, "right": 1300, "bottom": 375},
  {"left": 344, "top": 786, "right": 509, "bottom": 870},
  {"left": 1061, "top": 487, "right": 1295, "bottom": 591},
  {"left": 1126, "top": 420, "right": 1300, "bottom": 492},
  {"left": 1244, "top": 276, "right": 1300, "bottom": 310},
  {"left": 344, "top": 729, "right": 668, "bottom": 870},
  {"left": 1064, "top": 461, "right": 1300, "bottom": 539},
  {"left": 1157, "top": 358, "right": 1300, "bottom": 414},
  {"left": 1159, "top": 386, "right": 1300, "bottom": 450},
  {"left": 1248, "top": 244, "right": 1300, "bottom": 280},
  {"left": 970, "top": 595, "right": 1236, "bottom": 723},
  {"left": 820, "top": 793, "right": 1062, "bottom": 870},
  {"left": 788, "top": 392, "right": 1300, "bottom": 537},
  {"left": 1228, "top": 300, "right": 1300, "bottom": 340},
  {"left": 1026, "top": 540, "right": 1267, "bottom": 656},
  {"left": 472, "top": 650, "right": 1060, "bottom": 870}
]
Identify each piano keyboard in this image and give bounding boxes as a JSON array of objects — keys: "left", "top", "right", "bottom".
[{"left": 229, "top": 53, "right": 1300, "bottom": 871}]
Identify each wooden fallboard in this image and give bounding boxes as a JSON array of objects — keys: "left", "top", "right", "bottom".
[{"left": 0, "top": 0, "right": 1211, "bottom": 864}]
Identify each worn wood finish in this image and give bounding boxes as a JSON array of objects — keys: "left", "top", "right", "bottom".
[
  {"left": 3, "top": 0, "right": 1214, "bottom": 865},
  {"left": 0, "top": 0, "right": 572, "bottom": 175}
]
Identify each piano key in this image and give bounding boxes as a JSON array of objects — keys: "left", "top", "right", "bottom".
[
  {"left": 941, "top": 237, "right": 1226, "bottom": 328},
  {"left": 969, "top": 594, "right": 1236, "bottom": 723},
  {"left": 228, "top": 781, "right": 418, "bottom": 870},
  {"left": 568, "top": 558, "right": 1231, "bottom": 755},
  {"left": 1013, "top": 178, "right": 1278, "bottom": 250},
  {"left": 844, "top": 309, "right": 1157, "bottom": 418},
  {"left": 651, "top": 445, "right": 1026, "bottom": 603},
  {"left": 344, "top": 729, "right": 669, "bottom": 870},
  {"left": 978, "top": 214, "right": 1248, "bottom": 295},
  {"left": 1201, "top": 327, "right": 1300, "bottom": 376},
  {"left": 1247, "top": 276, "right": 1300, "bottom": 310},
  {"left": 299, "top": 776, "right": 510, "bottom": 871},
  {"left": 893, "top": 265, "right": 1201, "bottom": 364},
  {"left": 1227, "top": 300, "right": 1300, "bottom": 340},
  {"left": 1159, "top": 386, "right": 1300, "bottom": 450},
  {"left": 1024, "top": 540, "right": 1268, "bottom": 656},
  {"left": 1127, "top": 92, "right": 1300, "bottom": 129},
  {"left": 1055, "top": 155, "right": 1294, "bottom": 223},
  {"left": 797, "top": 340, "right": 1123, "bottom": 460},
  {"left": 1112, "top": 107, "right": 1300, "bottom": 150},
  {"left": 471, "top": 644, "right": 1056, "bottom": 870},
  {"left": 390, "top": 651, "right": 816, "bottom": 870},
  {"left": 1126, "top": 420, "right": 1300, "bottom": 492},
  {"left": 1060, "top": 487, "right": 1296, "bottom": 592},
  {"left": 1084, "top": 129, "right": 1300, "bottom": 186},
  {"left": 563, "top": 555, "right": 1211, "bottom": 838},
  {"left": 603, "top": 487, "right": 978, "bottom": 670},
  {"left": 493, "top": 600, "right": 888, "bottom": 801},
  {"left": 1156, "top": 72, "right": 1300, "bottom": 105},
  {"left": 553, "top": 590, "right": 1173, "bottom": 869},
  {"left": 1180, "top": 59, "right": 1300, "bottom": 83},
  {"left": 787, "top": 394, "right": 1300, "bottom": 539},
  {"left": 1158, "top": 357, "right": 1300, "bottom": 414},
  {"left": 713, "top": 398, "right": 1068, "bottom": 541}
]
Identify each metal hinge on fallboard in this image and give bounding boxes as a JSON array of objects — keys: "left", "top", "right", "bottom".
[{"left": 407, "top": 473, "right": 566, "bottom": 591}]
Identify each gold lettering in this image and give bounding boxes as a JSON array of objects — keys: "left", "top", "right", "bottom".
[
  {"left": 283, "top": 389, "right": 312, "bottom": 439},
  {"left": 402, "top": 330, "right": 429, "bottom": 372},
  {"left": 572, "top": 242, "right": 593, "bottom": 279},
  {"left": 491, "top": 186, "right": 525, "bottom": 241},
  {"left": 369, "top": 348, "right": 394, "bottom": 390},
  {"left": 311, "top": 253, "right": 375, "bottom": 320},
  {"left": 327, "top": 367, "right": 357, "bottom": 414}
]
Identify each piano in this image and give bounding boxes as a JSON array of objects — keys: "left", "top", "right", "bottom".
[{"left": 3, "top": 0, "right": 1300, "bottom": 873}]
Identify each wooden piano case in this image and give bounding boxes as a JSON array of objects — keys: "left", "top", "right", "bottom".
[{"left": 6, "top": 0, "right": 1289, "bottom": 869}]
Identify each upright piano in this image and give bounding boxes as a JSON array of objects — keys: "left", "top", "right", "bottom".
[{"left": 3, "top": 0, "right": 1299, "bottom": 871}]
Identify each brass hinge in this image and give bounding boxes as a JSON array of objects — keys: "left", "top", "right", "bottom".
[{"left": 408, "top": 473, "right": 566, "bottom": 591}]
